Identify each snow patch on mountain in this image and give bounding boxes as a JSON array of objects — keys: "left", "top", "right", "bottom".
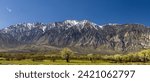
[{"left": 42, "top": 26, "right": 47, "bottom": 32}]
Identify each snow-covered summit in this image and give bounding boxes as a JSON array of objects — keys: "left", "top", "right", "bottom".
[{"left": 1, "top": 20, "right": 125, "bottom": 34}]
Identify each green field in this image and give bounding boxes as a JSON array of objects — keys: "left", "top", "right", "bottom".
[
  {"left": 0, "top": 59, "right": 150, "bottom": 65},
  {"left": 1, "top": 48, "right": 150, "bottom": 65}
]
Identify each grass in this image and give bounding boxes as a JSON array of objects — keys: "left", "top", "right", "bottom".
[
  {"left": 1, "top": 47, "right": 150, "bottom": 65},
  {"left": 0, "top": 59, "right": 150, "bottom": 65}
]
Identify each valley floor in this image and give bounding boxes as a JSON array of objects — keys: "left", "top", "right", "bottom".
[{"left": 0, "top": 59, "right": 150, "bottom": 65}]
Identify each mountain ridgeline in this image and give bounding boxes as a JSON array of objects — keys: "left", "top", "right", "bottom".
[{"left": 0, "top": 20, "right": 150, "bottom": 54}]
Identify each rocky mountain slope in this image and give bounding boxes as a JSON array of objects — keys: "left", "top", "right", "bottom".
[{"left": 0, "top": 20, "right": 150, "bottom": 54}]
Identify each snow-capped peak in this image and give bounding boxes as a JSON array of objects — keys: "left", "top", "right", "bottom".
[
  {"left": 98, "top": 25, "right": 103, "bottom": 28},
  {"left": 64, "top": 20, "right": 98, "bottom": 27},
  {"left": 64, "top": 20, "right": 79, "bottom": 25},
  {"left": 108, "top": 23, "right": 118, "bottom": 26},
  {"left": 63, "top": 20, "right": 100, "bottom": 30},
  {"left": 80, "top": 20, "right": 89, "bottom": 24},
  {"left": 26, "top": 23, "right": 34, "bottom": 30},
  {"left": 2, "top": 20, "right": 114, "bottom": 34},
  {"left": 2, "top": 27, "right": 10, "bottom": 33},
  {"left": 42, "top": 26, "right": 47, "bottom": 32}
]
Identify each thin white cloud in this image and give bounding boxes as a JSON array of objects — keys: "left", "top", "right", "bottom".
[{"left": 6, "top": 8, "right": 12, "bottom": 13}]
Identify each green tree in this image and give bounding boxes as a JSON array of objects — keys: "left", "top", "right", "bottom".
[
  {"left": 87, "top": 54, "right": 95, "bottom": 63},
  {"left": 138, "top": 50, "right": 150, "bottom": 62},
  {"left": 60, "top": 48, "right": 74, "bottom": 63},
  {"left": 122, "top": 55, "right": 130, "bottom": 62},
  {"left": 113, "top": 54, "right": 122, "bottom": 63},
  {"left": 127, "top": 53, "right": 136, "bottom": 62},
  {"left": 51, "top": 55, "right": 56, "bottom": 62}
]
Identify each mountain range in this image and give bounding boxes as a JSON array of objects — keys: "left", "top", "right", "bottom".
[{"left": 0, "top": 20, "right": 150, "bottom": 54}]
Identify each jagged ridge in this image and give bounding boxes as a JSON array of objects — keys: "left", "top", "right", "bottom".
[{"left": 0, "top": 20, "right": 150, "bottom": 54}]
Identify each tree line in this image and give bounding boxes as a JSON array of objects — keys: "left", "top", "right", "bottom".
[{"left": 0, "top": 48, "right": 150, "bottom": 63}]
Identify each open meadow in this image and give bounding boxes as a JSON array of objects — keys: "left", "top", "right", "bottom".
[{"left": 1, "top": 48, "right": 150, "bottom": 65}]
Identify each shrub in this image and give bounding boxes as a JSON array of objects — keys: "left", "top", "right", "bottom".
[
  {"left": 14, "top": 54, "right": 26, "bottom": 61},
  {"left": 32, "top": 55, "right": 45, "bottom": 61}
]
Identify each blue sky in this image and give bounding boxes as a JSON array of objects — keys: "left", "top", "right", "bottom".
[{"left": 0, "top": 0, "right": 150, "bottom": 28}]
